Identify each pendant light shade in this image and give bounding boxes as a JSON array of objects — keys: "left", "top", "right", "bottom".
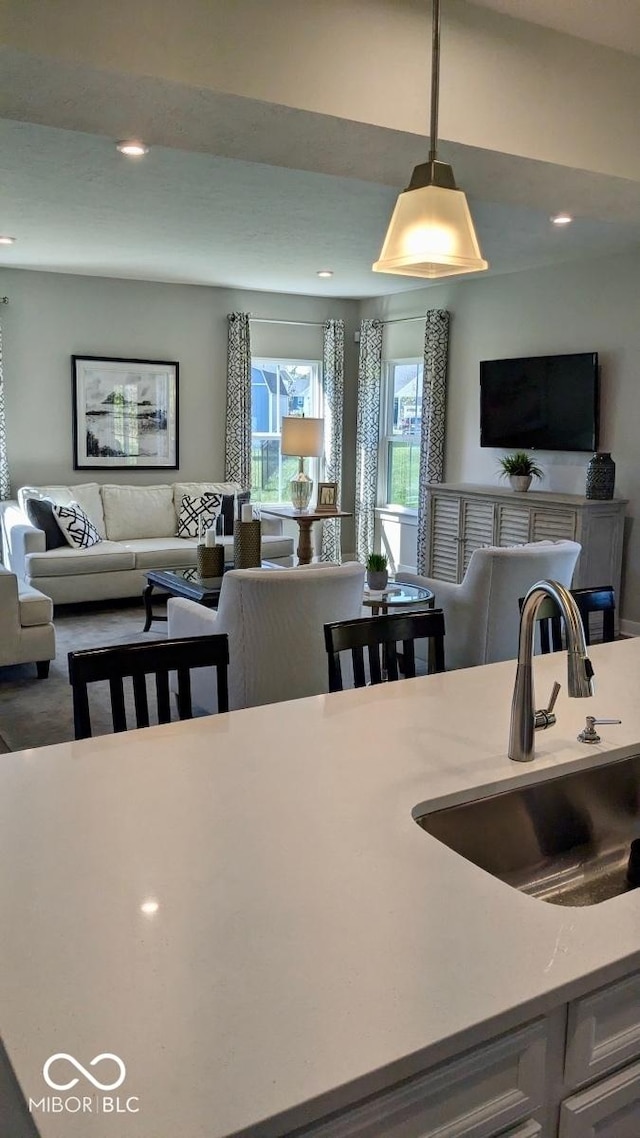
[{"left": 372, "top": 0, "right": 488, "bottom": 281}]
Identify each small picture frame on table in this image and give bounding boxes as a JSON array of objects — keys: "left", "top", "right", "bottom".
[{"left": 315, "top": 481, "right": 338, "bottom": 513}]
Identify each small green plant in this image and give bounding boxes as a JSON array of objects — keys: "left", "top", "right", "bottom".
[
  {"left": 498, "top": 452, "right": 543, "bottom": 480},
  {"left": 366, "top": 552, "right": 388, "bottom": 572}
]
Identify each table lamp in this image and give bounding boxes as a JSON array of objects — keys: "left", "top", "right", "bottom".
[{"left": 280, "top": 416, "right": 324, "bottom": 511}]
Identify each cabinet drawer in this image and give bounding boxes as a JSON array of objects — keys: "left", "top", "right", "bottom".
[
  {"left": 559, "top": 1057, "right": 640, "bottom": 1137},
  {"left": 298, "top": 1019, "right": 548, "bottom": 1138},
  {"left": 565, "top": 971, "right": 640, "bottom": 1088}
]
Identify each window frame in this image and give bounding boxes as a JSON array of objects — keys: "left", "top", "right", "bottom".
[
  {"left": 251, "top": 356, "right": 323, "bottom": 506},
  {"left": 378, "top": 358, "right": 424, "bottom": 513}
]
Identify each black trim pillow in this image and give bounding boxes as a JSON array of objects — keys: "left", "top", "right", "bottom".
[
  {"left": 221, "top": 490, "right": 251, "bottom": 536},
  {"left": 176, "top": 493, "right": 224, "bottom": 539},
  {"left": 25, "top": 497, "right": 68, "bottom": 550},
  {"left": 52, "top": 502, "right": 102, "bottom": 549}
]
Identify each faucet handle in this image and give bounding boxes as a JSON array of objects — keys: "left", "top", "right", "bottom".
[
  {"left": 577, "top": 715, "right": 622, "bottom": 744},
  {"left": 534, "top": 681, "right": 561, "bottom": 730}
]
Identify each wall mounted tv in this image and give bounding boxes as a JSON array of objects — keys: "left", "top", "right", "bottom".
[{"left": 480, "top": 352, "right": 599, "bottom": 452}]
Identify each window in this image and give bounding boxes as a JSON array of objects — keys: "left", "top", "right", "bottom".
[
  {"left": 380, "top": 360, "right": 423, "bottom": 509},
  {"left": 251, "top": 359, "right": 322, "bottom": 503}
]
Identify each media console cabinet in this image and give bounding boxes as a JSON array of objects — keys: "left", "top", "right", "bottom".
[{"left": 424, "top": 484, "right": 626, "bottom": 623}]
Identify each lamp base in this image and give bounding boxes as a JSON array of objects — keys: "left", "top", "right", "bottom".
[{"left": 289, "top": 471, "right": 313, "bottom": 512}]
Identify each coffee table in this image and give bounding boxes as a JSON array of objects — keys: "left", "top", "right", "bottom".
[
  {"left": 362, "top": 580, "right": 434, "bottom": 615},
  {"left": 142, "top": 566, "right": 229, "bottom": 631}
]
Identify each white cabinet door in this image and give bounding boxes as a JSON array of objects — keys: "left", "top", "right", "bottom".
[
  {"left": 496, "top": 502, "right": 531, "bottom": 547},
  {"left": 429, "top": 493, "right": 461, "bottom": 581},
  {"left": 531, "top": 508, "right": 576, "bottom": 542},
  {"left": 297, "top": 1019, "right": 548, "bottom": 1138},
  {"left": 559, "top": 1059, "right": 640, "bottom": 1137},
  {"left": 461, "top": 498, "right": 495, "bottom": 573}
]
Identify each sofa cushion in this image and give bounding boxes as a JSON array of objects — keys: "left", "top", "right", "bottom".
[
  {"left": 18, "top": 484, "right": 106, "bottom": 537},
  {"left": 17, "top": 584, "right": 54, "bottom": 627},
  {"left": 120, "top": 538, "right": 199, "bottom": 570},
  {"left": 102, "top": 484, "right": 176, "bottom": 540},
  {"left": 25, "top": 497, "right": 68, "bottom": 550},
  {"left": 176, "top": 493, "right": 224, "bottom": 538},
  {"left": 52, "top": 502, "right": 102, "bottom": 549},
  {"left": 26, "top": 543, "right": 136, "bottom": 578}
]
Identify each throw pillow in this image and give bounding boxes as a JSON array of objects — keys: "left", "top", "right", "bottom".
[
  {"left": 221, "top": 490, "right": 251, "bottom": 535},
  {"left": 176, "top": 493, "right": 224, "bottom": 539},
  {"left": 52, "top": 502, "right": 102, "bottom": 549},
  {"left": 25, "top": 497, "right": 68, "bottom": 550}
]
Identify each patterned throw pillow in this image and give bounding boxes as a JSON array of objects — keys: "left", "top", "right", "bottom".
[
  {"left": 176, "top": 493, "right": 224, "bottom": 539},
  {"left": 52, "top": 502, "right": 102, "bottom": 549}
]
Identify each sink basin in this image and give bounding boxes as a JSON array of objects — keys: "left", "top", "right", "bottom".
[{"left": 414, "top": 754, "right": 640, "bottom": 906}]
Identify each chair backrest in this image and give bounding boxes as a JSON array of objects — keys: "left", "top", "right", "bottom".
[
  {"left": 189, "top": 561, "right": 366, "bottom": 710},
  {"left": 522, "top": 585, "right": 616, "bottom": 654},
  {"left": 68, "top": 634, "right": 230, "bottom": 739},
  {"left": 324, "top": 609, "right": 446, "bottom": 692},
  {"left": 455, "top": 540, "right": 582, "bottom": 667}
]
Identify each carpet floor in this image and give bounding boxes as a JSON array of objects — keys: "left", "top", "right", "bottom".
[{"left": 0, "top": 600, "right": 166, "bottom": 751}]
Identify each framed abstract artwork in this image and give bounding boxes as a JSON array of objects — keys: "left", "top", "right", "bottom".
[{"left": 72, "top": 355, "right": 179, "bottom": 469}]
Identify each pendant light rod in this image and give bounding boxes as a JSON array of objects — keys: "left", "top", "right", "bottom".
[{"left": 429, "top": 0, "right": 441, "bottom": 165}]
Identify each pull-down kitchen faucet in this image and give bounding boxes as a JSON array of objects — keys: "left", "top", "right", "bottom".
[{"left": 509, "top": 580, "right": 595, "bottom": 762}]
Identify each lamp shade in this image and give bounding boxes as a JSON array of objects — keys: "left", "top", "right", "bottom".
[
  {"left": 280, "top": 416, "right": 324, "bottom": 458},
  {"left": 373, "top": 184, "right": 488, "bottom": 279}
]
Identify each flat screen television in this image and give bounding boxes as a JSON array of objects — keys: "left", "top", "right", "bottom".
[{"left": 480, "top": 352, "right": 599, "bottom": 452}]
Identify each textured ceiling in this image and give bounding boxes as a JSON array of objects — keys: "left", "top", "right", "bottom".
[
  {"left": 467, "top": 0, "right": 640, "bottom": 58},
  {"left": 2, "top": 0, "right": 640, "bottom": 297}
]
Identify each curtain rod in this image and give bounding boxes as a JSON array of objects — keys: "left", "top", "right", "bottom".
[
  {"left": 250, "top": 317, "right": 325, "bottom": 328},
  {"left": 249, "top": 313, "right": 426, "bottom": 328}
]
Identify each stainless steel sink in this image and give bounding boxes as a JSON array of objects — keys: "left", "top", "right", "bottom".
[{"left": 414, "top": 754, "right": 640, "bottom": 906}]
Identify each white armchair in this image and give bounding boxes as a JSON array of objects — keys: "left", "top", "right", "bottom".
[
  {"left": 167, "top": 561, "right": 366, "bottom": 712},
  {"left": 398, "top": 540, "right": 582, "bottom": 670},
  {"left": 0, "top": 566, "right": 56, "bottom": 676}
]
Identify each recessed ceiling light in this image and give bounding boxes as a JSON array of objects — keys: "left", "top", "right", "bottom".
[
  {"left": 551, "top": 213, "right": 573, "bottom": 226},
  {"left": 317, "top": 270, "right": 333, "bottom": 278},
  {"left": 0, "top": 236, "right": 16, "bottom": 245},
  {"left": 116, "top": 140, "right": 149, "bottom": 157}
]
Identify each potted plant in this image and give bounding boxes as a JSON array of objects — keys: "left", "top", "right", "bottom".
[
  {"left": 498, "top": 452, "right": 543, "bottom": 493},
  {"left": 366, "top": 552, "right": 389, "bottom": 591}
]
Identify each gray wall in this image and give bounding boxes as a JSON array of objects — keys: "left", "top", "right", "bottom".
[
  {"left": 362, "top": 249, "right": 640, "bottom": 624},
  {"left": 0, "top": 268, "right": 359, "bottom": 552}
]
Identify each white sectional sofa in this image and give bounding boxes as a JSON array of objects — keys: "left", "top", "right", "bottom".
[{"left": 0, "top": 482, "right": 294, "bottom": 605}]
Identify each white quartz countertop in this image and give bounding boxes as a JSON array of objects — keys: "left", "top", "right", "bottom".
[{"left": 3, "top": 638, "right": 640, "bottom": 1137}]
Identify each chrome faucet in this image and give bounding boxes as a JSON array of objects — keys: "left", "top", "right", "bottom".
[{"left": 509, "top": 579, "right": 594, "bottom": 762}]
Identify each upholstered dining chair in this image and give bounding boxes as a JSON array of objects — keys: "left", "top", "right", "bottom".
[
  {"left": 324, "top": 609, "right": 445, "bottom": 692},
  {"left": 167, "top": 561, "right": 366, "bottom": 713},
  {"left": 68, "top": 634, "right": 230, "bottom": 739},
  {"left": 397, "top": 540, "right": 582, "bottom": 670}
]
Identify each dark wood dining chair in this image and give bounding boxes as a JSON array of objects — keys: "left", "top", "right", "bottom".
[
  {"left": 68, "top": 634, "right": 230, "bottom": 740},
  {"left": 518, "top": 585, "right": 616, "bottom": 654},
  {"left": 324, "top": 609, "right": 445, "bottom": 693}
]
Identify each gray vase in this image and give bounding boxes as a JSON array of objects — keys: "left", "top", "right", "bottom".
[
  {"left": 586, "top": 453, "right": 615, "bottom": 500},
  {"left": 509, "top": 474, "right": 532, "bottom": 493},
  {"left": 367, "top": 570, "right": 388, "bottom": 591}
]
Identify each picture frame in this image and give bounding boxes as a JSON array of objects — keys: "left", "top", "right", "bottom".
[
  {"left": 72, "top": 355, "right": 179, "bottom": 470},
  {"left": 315, "top": 481, "right": 338, "bottom": 513}
]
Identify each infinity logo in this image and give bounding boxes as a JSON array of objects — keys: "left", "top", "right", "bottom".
[{"left": 43, "top": 1053, "right": 126, "bottom": 1091}]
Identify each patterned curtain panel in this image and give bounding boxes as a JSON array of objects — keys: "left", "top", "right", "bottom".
[
  {"left": 416, "top": 310, "right": 451, "bottom": 573},
  {"left": 354, "top": 319, "right": 383, "bottom": 562},
  {"left": 320, "top": 318, "right": 345, "bottom": 561},
  {"left": 224, "top": 312, "right": 252, "bottom": 490},
  {"left": 0, "top": 324, "right": 9, "bottom": 501}
]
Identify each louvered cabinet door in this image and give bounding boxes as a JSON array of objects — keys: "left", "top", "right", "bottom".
[
  {"left": 428, "top": 493, "right": 461, "bottom": 581},
  {"left": 496, "top": 503, "right": 532, "bottom": 546},
  {"left": 460, "top": 497, "right": 495, "bottom": 573},
  {"left": 531, "top": 509, "right": 577, "bottom": 542}
]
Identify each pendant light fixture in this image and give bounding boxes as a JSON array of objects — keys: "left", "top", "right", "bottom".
[{"left": 373, "top": 0, "right": 488, "bottom": 280}]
